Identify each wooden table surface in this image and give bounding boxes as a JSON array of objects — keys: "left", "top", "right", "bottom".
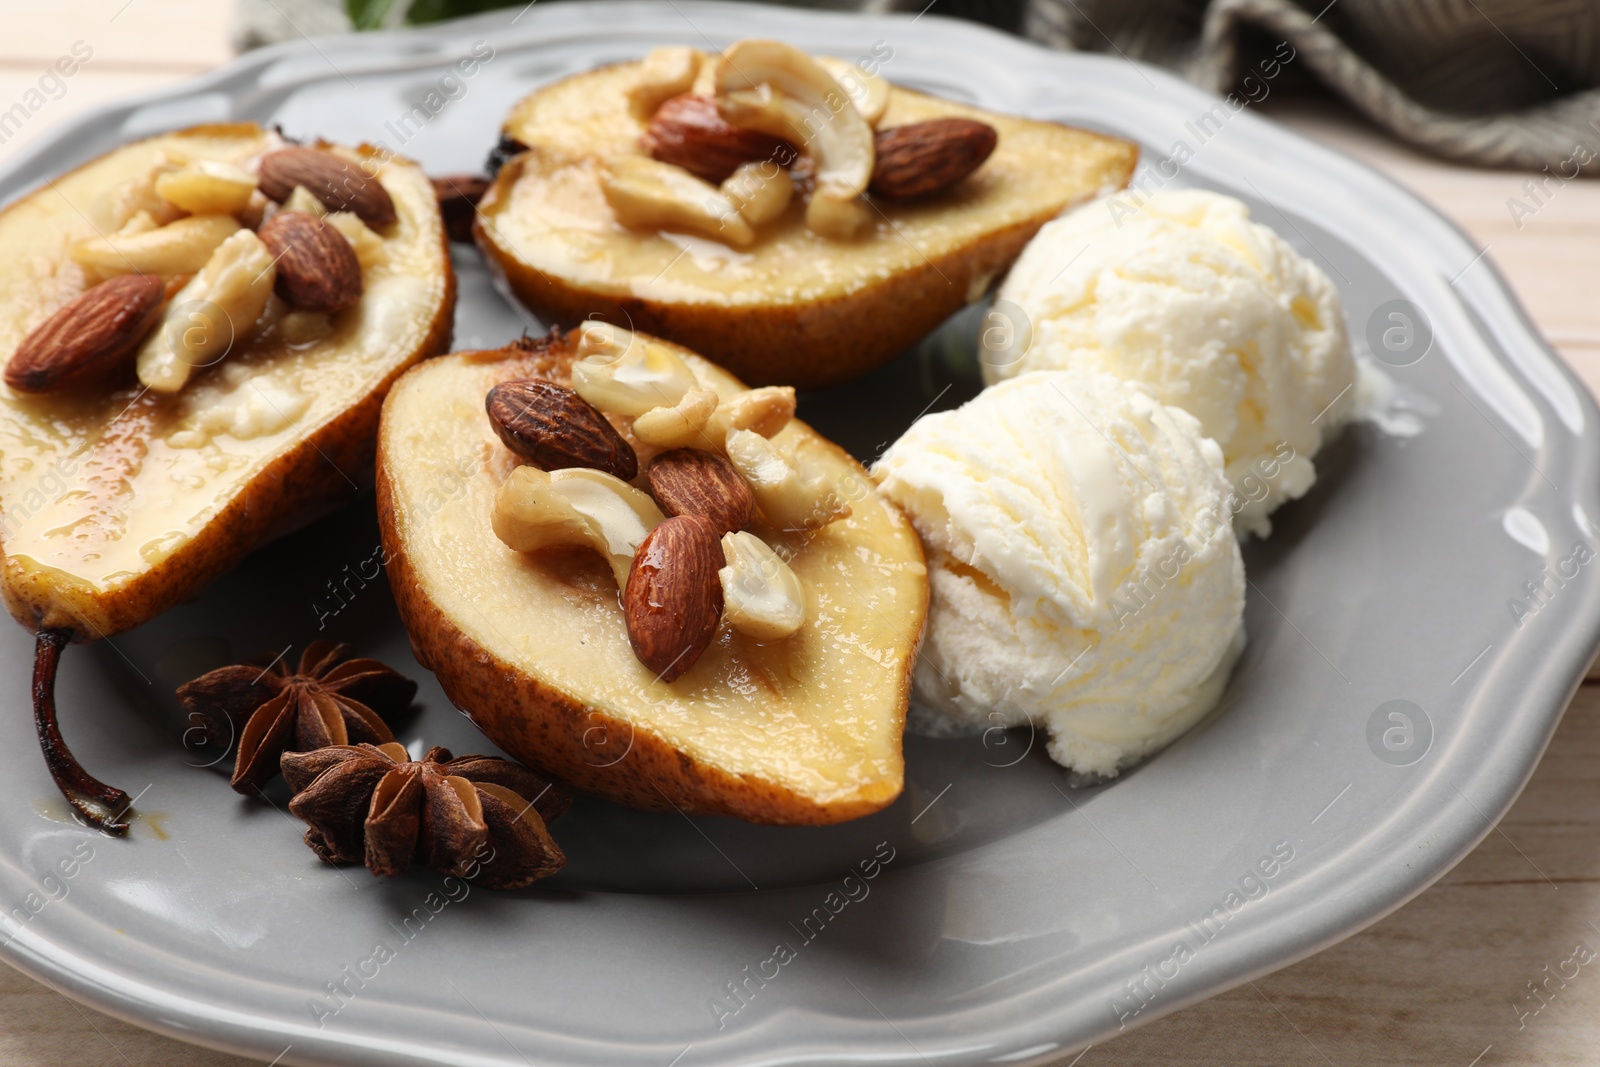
[{"left": 4, "top": 3, "right": 1600, "bottom": 1065}]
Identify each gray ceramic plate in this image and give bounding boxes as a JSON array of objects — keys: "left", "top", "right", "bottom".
[{"left": 2, "top": 3, "right": 1598, "bottom": 1065}]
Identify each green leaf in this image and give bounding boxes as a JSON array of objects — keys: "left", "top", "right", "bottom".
[
  {"left": 348, "top": 0, "right": 527, "bottom": 28},
  {"left": 405, "top": 0, "right": 526, "bottom": 24},
  {"left": 347, "top": 0, "right": 402, "bottom": 30}
]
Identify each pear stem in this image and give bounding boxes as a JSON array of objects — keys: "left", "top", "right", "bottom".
[{"left": 32, "top": 630, "right": 131, "bottom": 835}]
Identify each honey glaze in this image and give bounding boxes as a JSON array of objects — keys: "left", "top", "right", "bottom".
[{"left": 34, "top": 793, "right": 170, "bottom": 840}]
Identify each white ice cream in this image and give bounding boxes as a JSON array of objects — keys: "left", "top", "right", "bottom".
[
  {"left": 988, "top": 189, "right": 1355, "bottom": 537},
  {"left": 873, "top": 371, "right": 1246, "bottom": 777}
]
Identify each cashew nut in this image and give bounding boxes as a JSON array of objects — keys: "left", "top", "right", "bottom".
[
  {"left": 709, "top": 385, "right": 795, "bottom": 440},
  {"left": 156, "top": 160, "right": 259, "bottom": 215},
  {"left": 713, "top": 40, "right": 874, "bottom": 239},
  {"left": 632, "top": 388, "right": 720, "bottom": 449},
  {"left": 115, "top": 211, "right": 160, "bottom": 237},
  {"left": 493, "top": 466, "right": 664, "bottom": 587},
  {"left": 493, "top": 466, "right": 592, "bottom": 553},
  {"left": 815, "top": 56, "right": 890, "bottom": 127},
  {"left": 282, "top": 185, "right": 329, "bottom": 218},
  {"left": 324, "top": 210, "right": 385, "bottom": 268},
  {"left": 72, "top": 213, "right": 242, "bottom": 276},
  {"left": 719, "top": 530, "right": 805, "bottom": 640},
  {"left": 97, "top": 157, "right": 187, "bottom": 231},
  {"left": 721, "top": 162, "right": 793, "bottom": 227},
  {"left": 600, "top": 156, "right": 754, "bottom": 248},
  {"left": 572, "top": 323, "right": 700, "bottom": 416},
  {"left": 724, "top": 429, "right": 851, "bottom": 531},
  {"left": 803, "top": 192, "right": 874, "bottom": 240},
  {"left": 136, "top": 228, "right": 277, "bottom": 393},
  {"left": 627, "top": 46, "right": 704, "bottom": 123}
]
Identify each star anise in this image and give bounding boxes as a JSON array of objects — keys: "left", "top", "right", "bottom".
[
  {"left": 282, "top": 743, "right": 571, "bottom": 889},
  {"left": 176, "top": 641, "right": 417, "bottom": 795}
]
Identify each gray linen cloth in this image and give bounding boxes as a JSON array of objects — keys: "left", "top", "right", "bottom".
[
  {"left": 234, "top": 0, "right": 1600, "bottom": 174},
  {"left": 1023, "top": 0, "right": 1600, "bottom": 174}
]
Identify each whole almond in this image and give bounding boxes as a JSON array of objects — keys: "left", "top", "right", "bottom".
[
  {"left": 486, "top": 379, "right": 638, "bottom": 480},
  {"left": 258, "top": 147, "right": 397, "bottom": 229},
  {"left": 5, "top": 274, "right": 164, "bottom": 394},
  {"left": 258, "top": 211, "right": 363, "bottom": 314},
  {"left": 642, "top": 94, "right": 797, "bottom": 185},
  {"left": 870, "top": 118, "right": 998, "bottom": 200},
  {"left": 625, "top": 515, "right": 724, "bottom": 682},
  {"left": 646, "top": 449, "right": 755, "bottom": 536},
  {"left": 432, "top": 174, "right": 490, "bottom": 243}
]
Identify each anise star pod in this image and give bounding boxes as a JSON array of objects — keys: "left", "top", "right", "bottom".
[
  {"left": 176, "top": 641, "right": 417, "bottom": 795},
  {"left": 282, "top": 743, "right": 571, "bottom": 889}
]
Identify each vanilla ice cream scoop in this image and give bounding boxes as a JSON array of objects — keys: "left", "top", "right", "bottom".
[
  {"left": 873, "top": 371, "right": 1245, "bottom": 777},
  {"left": 989, "top": 189, "right": 1355, "bottom": 538}
]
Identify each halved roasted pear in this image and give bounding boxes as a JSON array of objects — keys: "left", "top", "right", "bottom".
[
  {"left": 376, "top": 328, "right": 928, "bottom": 823},
  {"left": 0, "top": 122, "right": 455, "bottom": 829},
  {"left": 475, "top": 43, "right": 1138, "bottom": 388}
]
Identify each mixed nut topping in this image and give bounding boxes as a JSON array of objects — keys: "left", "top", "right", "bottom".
[
  {"left": 611, "top": 39, "right": 1000, "bottom": 246},
  {"left": 4, "top": 139, "right": 400, "bottom": 399},
  {"left": 486, "top": 325, "right": 846, "bottom": 680}
]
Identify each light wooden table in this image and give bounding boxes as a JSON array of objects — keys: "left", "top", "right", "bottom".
[{"left": 4, "top": 4, "right": 1600, "bottom": 1065}]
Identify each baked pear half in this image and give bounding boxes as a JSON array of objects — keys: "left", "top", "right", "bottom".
[
  {"left": 0, "top": 122, "right": 454, "bottom": 828},
  {"left": 377, "top": 327, "right": 928, "bottom": 823},
  {"left": 476, "top": 40, "right": 1138, "bottom": 388}
]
